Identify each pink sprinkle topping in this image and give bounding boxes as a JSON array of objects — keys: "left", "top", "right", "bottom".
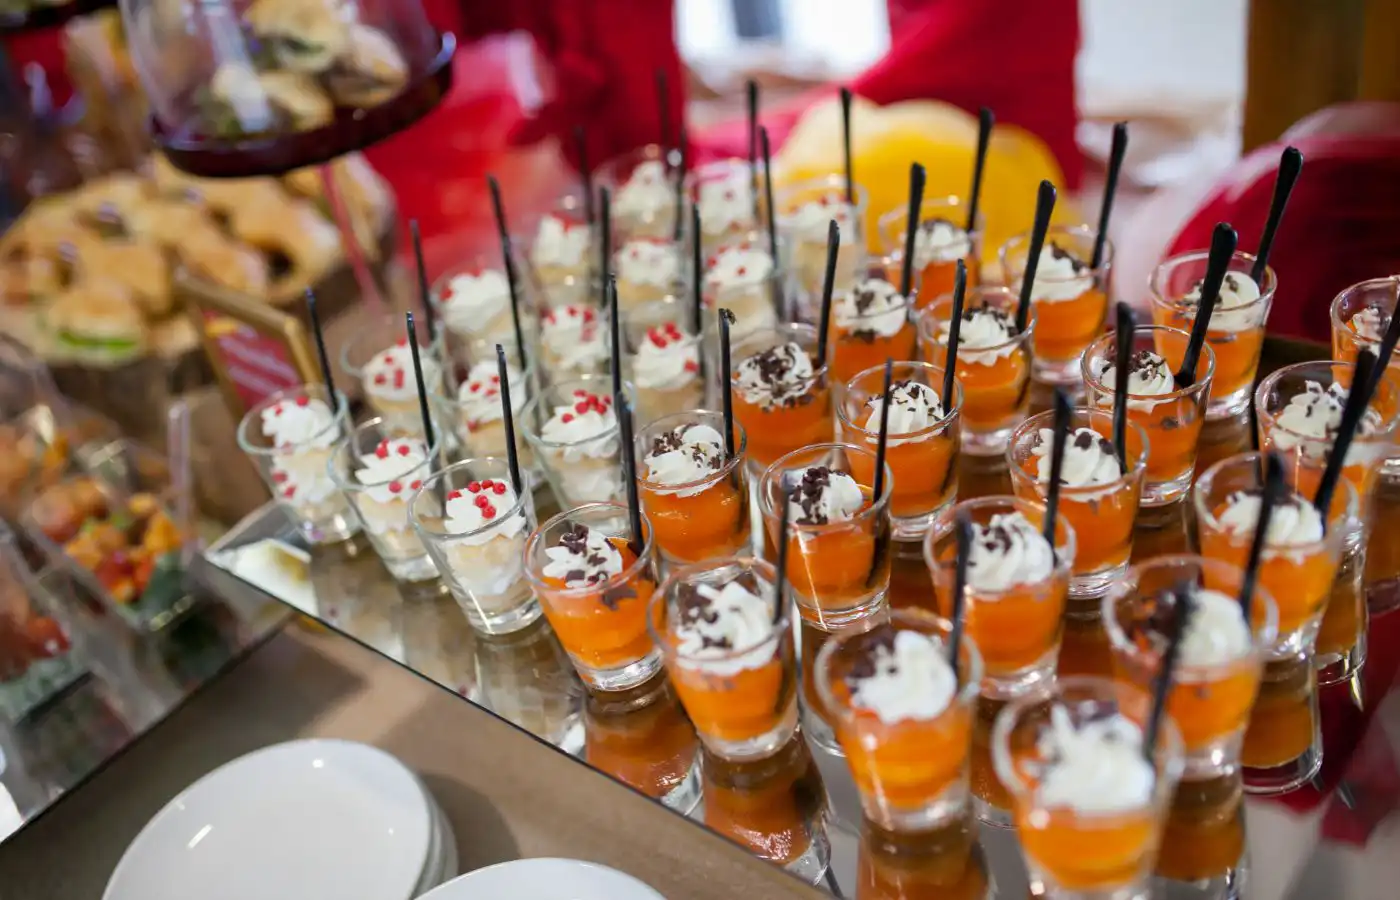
[{"left": 388, "top": 481, "right": 403, "bottom": 494}]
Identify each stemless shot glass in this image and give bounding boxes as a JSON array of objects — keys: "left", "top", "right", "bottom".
[
  {"left": 520, "top": 374, "right": 623, "bottom": 507},
  {"left": 624, "top": 296, "right": 705, "bottom": 422},
  {"left": 409, "top": 459, "right": 541, "bottom": 636},
  {"left": 340, "top": 321, "right": 445, "bottom": 433},
  {"left": 432, "top": 351, "right": 538, "bottom": 474},
  {"left": 816, "top": 610, "right": 982, "bottom": 831},
  {"left": 635, "top": 410, "right": 750, "bottom": 565},
  {"left": 1150, "top": 248, "right": 1276, "bottom": 419},
  {"left": 1007, "top": 407, "right": 1147, "bottom": 596},
  {"left": 838, "top": 361, "right": 960, "bottom": 538},
  {"left": 689, "top": 157, "right": 763, "bottom": 252},
  {"left": 527, "top": 193, "right": 595, "bottom": 304},
  {"left": 1332, "top": 276, "right": 1400, "bottom": 377},
  {"left": 613, "top": 236, "right": 686, "bottom": 313},
  {"left": 702, "top": 236, "right": 785, "bottom": 341},
  {"left": 537, "top": 301, "right": 611, "bottom": 384},
  {"left": 649, "top": 556, "right": 798, "bottom": 760},
  {"left": 598, "top": 143, "right": 679, "bottom": 241},
  {"left": 775, "top": 174, "right": 867, "bottom": 303},
  {"left": 1104, "top": 556, "right": 1278, "bottom": 781},
  {"left": 430, "top": 249, "right": 536, "bottom": 353},
  {"left": 918, "top": 285, "right": 1034, "bottom": 456},
  {"left": 877, "top": 195, "right": 982, "bottom": 311},
  {"left": 1000, "top": 224, "right": 1111, "bottom": 384},
  {"left": 759, "top": 443, "right": 894, "bottom": 628},
  {"left": 925, "top": 495, "right": 1074, "bottom": 698},
  {"left": 993, "top": 676, "right": 1184, "bottom": 900},
  {"left": 328, "top": 417, "right": 443, "bottom": 583},
  {"left": 826, "top": 255, "right": 920, "bottom": 387},
  {"left": 1083, "top": 324, "right": 1214, "bottom": 506},
  {"left": 729, "top": 323, "right": 834, "bottom": 474},
  {"left": 1240, "top": 650, "right": 1321, "bottom": 794},
  {"left": 583, "top": 669, "right": 701, "bottom": 812},
  {"left": 237, "top": 384, "right": 358, "bottom": 545}
]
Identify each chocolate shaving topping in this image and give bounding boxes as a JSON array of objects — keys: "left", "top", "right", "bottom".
[
  {"left": 1160, "top": 416, "right": 1181, "bottom": 431},
  {"left": 746, "top": 344, "right": 813, "bottom": 409},
  {"left": 556, "top": 523, "right": 615, "bottom": 588},
  {"left": 918, "top": 216, "right": 956, "bottom": 235},
  {"left": 1098, "top": 437, "right": 1117, "bottom": 458},
  {"left": 1073, "top": 431, "right": 1094, "bottom": 450},
  {"left": 844, "top": 625, "right": 898, "bottom": 687},
  {"left": 1129, "top": 349, "right": 1165, "bottom": 377},
  {"left": 600, "top": 582, "right": 637, "bottom": 612},
  {"left": 792, "top": 466, "right": 835, "bottom": 525},
  {"left": 1048, "top": 241, "right": 1087, "bottom": 274},
  {"left": 676, "top": 582, "right": 721, "bottom": 627}
]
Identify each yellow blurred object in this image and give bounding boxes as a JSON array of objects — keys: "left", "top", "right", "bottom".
[{"left": 773, "top": 96, "right": 1081, "bottom": 270}]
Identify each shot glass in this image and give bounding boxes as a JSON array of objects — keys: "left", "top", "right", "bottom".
[
  {"left": 924, "top": 495, "right": 1074, "bottom": 698},
  {"left": 837, "top": 361, "right": 960, "bottom": 538},
  {"left": 826, "top": 255, "right": 920, "bottom": 387},
  {"left": 1240, "top": 651, "right": 1321, "bottom": 795},
  {"left": 624, "top": 296, "right": 705, "bottom": 422},
  {"left": 527, "top": 193, "right": 595, "bottom": 304},
  {"left": 524, "top": 502, "right": 662, "bottom": 691},
  {"left": 877, "top": 195, "right": 983, "bottom": 311},
  {"left": 328, "top": 417, "right": 444, "bottom": 583},
  {"left": 993, "top": 676, "right": 1184, "bottom": 899},
  {"left": 858, "top": 813, "right": 990, "bottom": 900},
  {"left": 1083, "top": 325, "right": 1214, "bottom": 506},
  {"left": 583, "top": 669, "right": 700, "bottom": 813},
  {"left": 340, "top": 322, "right": 445, "bottom": 434},
  {"left": 649, "top": 556, "right": 798, "bottom": 760},
  {"left": 1331, "top": 276, "right": 1400, "bottom": 379},
  {"left": 1000, "top": 224, "right": 1111, "bottom": 384},
  {"left": 1104, "top": 556, "right": 1278, "bottom": 780},
  {"left": 1150, "top": 249, "right": 1276, "bottom": 419},
  {"left": 1194, "top": 451, "right": 1358, "bottom": 658},
  {"left": 597, "top": 143, "right": 679, "bottom": 241},
  {"left": 635, "top": 410, "right": 750, "bottom": 564},
  {"left": 409, "top": 459, "right": 541, "bottom": 636},
  {"left": 614, "top": 236, "right": 686, "bottom": 313},
  {"left": 430, "top": 249, "right": 536, "bottom": 352},
  {"left": 729, "top": 323, "right": 834, "bottom": 473},
  {"left": 1153, "top": 773, "right": 1246, "bottom": 890},
  {"left": 917, "top": 285, "right": 1033, "bottom": 456},
  {"left": 236, "top": 384, "right": 358, "bottom": 545},
  {"left": 1007, "top": 407, "right": 1147, "bottom": 596},
  {"left": 702, "top": 236, "right": 785, "bottom": 342},
  {"left": 759, "top": 443, "right": 894, "bottom": 628},
  {"left": 688, "top": 157, "right": 763, "bottom": 252},
  {"left": 520, "top": 374, "right": 624, "bottom": 507},
  {"left": 815, "top": 610, "right": 982, "bottom": 831},
  {"left": 537, "top": 301, "right": 611, "bottom": 384},
  {"left": 775, "top": 174, "right": 867, "bottom": 302},
  {"left": 432, "top": 351, "right": 538, "bottom": 475}
]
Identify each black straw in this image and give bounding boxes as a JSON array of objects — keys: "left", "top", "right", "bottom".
[
  {"left": 486, "top": 175, "right": 528, "bottom": 368},
  {"left": 840, "top": 86, "right": 855, "bottom": 205},
  {"left": 496, "top": 344, "right": 523, "bottom": 495},
  {"left": 760, "top": 126, "right": 781, "bottom": 314},
  {"left": 1143, "top": 586, "right": 1192, "bottom": 762},
  {"left": 599, "top": 186, "right": 613, "bottom": 307},
  {"left": 773, "top": 493, "right": 791, "bottom": 626},
  {"left": 609, "top": 274, "right": 623, "bottom": 402},
  {"left": 871, "top": 358, "right": 894, "bottom": 508},
  {"left": 719, "top": 308, "right": 737, "bottom": 459},
  {"left": 672, "top": 125, "right": 688, "bottom": 243},
  {"left": 1313, "top": 348, "right": 1377, "bottom": 525},
  {"left": 691, "top": 203, "right": 704, "bottom": 334},
  {"left": 576, "top": 126, "right": 594, "bottom": 224},
  {"left": 410, "top": 219, "right": 437, "bottom": 338},
  {"left": 1112, "top": 303, "right": 1136, "bottom": 473},
  {"left": 655, "top": 68, "right": 670, "bottom": 151},
  {"left": 747, "top": 79, "right": 760, "bottom": 222},
  {"left": 1013, "top": 180, "right": 1057, "bottom": 335},
  {"left": 940, "top": 260, "right": 966, "bottom": 411},
  {"left": 1174, "top": 223, "right": 1238, "bottom": 388},
  {"left": 616, "top": 391, "right": 644, "bottom": 557},
  {"left": 1239, "top": 451, "right": 1283, "bottom": 618},
  {"left": 899, "top": 162, "right": 926, "bottom": 298},
  {"left": 1252, "top": 147, "right": 1303, "bottom": 283},
  {"left": 1092, "top": 122, "right": 1129, "bottom": 269},
  {"left": 814, "top": 219, "right": 840, "bottom": 370},
  {"left": 404, "top": 312, "right": 436, "bottom": 451},
  {"left": 964, "top": 107, "right": 994, "bottom": 233},
  {"left": 1043, "top": 388, "right": 1072, "bottom": 549},
  {"left": 948, "top": 510, "right": 973, "bottom": 683},
  {"left": 303, "top": 288, "right": 337, "bottom": 405}
]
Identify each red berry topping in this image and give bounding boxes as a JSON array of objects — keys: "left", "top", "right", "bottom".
[
  {"left": 561, "top": 413, "right": 574, "bottom": 423},
  {"left": 397, "top": 444, "right": 411, "bottom": 456},
  {"left": 396, "top": 338, "right": 408, "bottom": 347},
  {"left": 649, "top": 329, "right": 667, "bottom": 348},
  {"left": 582, "top": 309, "right": 596, "bottom": 324},
  {"left": 283, "top": 486, "right": 296, "bottom": 498},
  {"left": 388, "top": 481, "right": 403, "bottom": 494},
  {"left": 447, "top": 490, "right": 463, "bottom": 500},
  {"left": 575, "top": 402, "right": 588, "bottom": 414},
  {"left": 272, "top": 471, "right": 288, "bottom": 484},
  {"left": 735, "top": 266, "right": 747, "bottom": 277},
  {"left": 393, "top": 370, "right": 406, "bottom": 389},
  {"left": 492, "top": 482, "right": 507, "bottom": 495},
  {"left": 475, "top": 495, "right": 489, "bottom": 508},
  {"left": 483, "top": 505, "right": 497, "bottom": 518},
  {"left": 410, "top": 480, "right": 422, "bottom": 491},
  {"left": 273, "top": 405, "right": 283, "bottom": 417},
  {"left": 574, "top": 390, "right": 587, "bottom": 398},
  {"left": 468, "top": 481, "right": 481, "bottom": 492},
  {"left": 374, "top": 373, "right": 387, "bottom": 385},
  {"left": 684, "top": 359, "right": 699, "bottom": 373},
  {"left": 296, "top": 395, "right": 309, "bottom": 406},
  {"left": 375, "top": 442, "right": 389, "bottom": 459},
  {"left": 470, "top": 383, "right": 481, "bottom": 393}
]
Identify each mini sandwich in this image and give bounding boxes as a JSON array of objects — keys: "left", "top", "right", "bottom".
[
  {"left": 246, "top": 0, "right": 351, "bottom": 74},
  {"left": 44, "top": 279, "right": 147, "bottom": 364}
]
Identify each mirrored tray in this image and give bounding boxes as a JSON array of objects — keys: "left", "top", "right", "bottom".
[{"left": 193, "top": 337, "right": 1400, "bottom": 900}]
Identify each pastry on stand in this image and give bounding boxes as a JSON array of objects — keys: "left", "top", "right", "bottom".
[{"left": 0, "top": 0, "right": 115, "bottom": 35}]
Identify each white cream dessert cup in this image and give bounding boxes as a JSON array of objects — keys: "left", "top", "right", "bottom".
[
  {"left": 520, "top": 374, "right": 626, "bottom": 508},
  {"left": 339, "top": 318, "right": 446, "bottom": 435},
  {"left": 624, "top": 296, "right": 706, "bottom": 423}
]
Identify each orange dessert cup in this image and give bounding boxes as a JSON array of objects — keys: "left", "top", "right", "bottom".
[
  {"left": 635, "top": 411, "right": 751, "bottom": 564},
  {"left": 729, "top": 323, "right": 834, "bottom": 470},
  {"left": 876, "top": 195, "right": 983, "bottom": 313},
  {"left": 1000, "top": 225, "right": 1111, "bottom": 385},
  {"left": 583, "top": 671, "right": 700, "bottom": 810},
  {"left": 827, "top": 258, "right": 920, "bottom": 386}
]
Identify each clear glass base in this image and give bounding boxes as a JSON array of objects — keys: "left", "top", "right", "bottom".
[
  {"left": 785, "top": 827, "right": 833, "bottom": 886},
  {"left": 1180, "top": 734, "right": 1245, "bottom": 782},
  {"left": 979, "top": 648, "right": 1059, "bottom": 700},
  {"left": 659, "top": 756, "right": 703, "bottom": 815},
  {"left": 453, "top": 591, "right": 544, "bottom": 637},
  {"left": 381, "top": 552, "right": 441, "bottom": 584},
  {"left": 860, "top": 785, "right": 970, "bottom": 832},
  {"left": 1032, "top": 353, "right": 1088, "bottom": 386},
  {"left": 801, "top": 704, "right": 845, "bottom": 757},
  {"left": 1206, "top": 384, "right": 1252, "bottom": 420},
  {"left": 698, "top": 699, "right": 800, "bottom": 762},
  {"left": 1069, "top": 563, "right": 1128, "bottom": 600},
  {"left": 571, "top": 647, "right": 664, "bottom": 692},
  {"left": 296, "top": 506, "right": 361, "bottom": 546},
  {"left": 1315, "top": 631, "right": 1367, "bottom": 688},
  {"left": 795, "top": 591, "right": 889, "bottom": 631},
  {"left": 1026, "top": 875, "right": 1151, "bottom": 900},
  {"left": 1152, "top": 862, "right": 1248, "bottom": 900},
  {"left": 974, "top": 796, "right": 1013, "bottom": 828},
  {"left": 1140, "top": 468, "right": 1195, "bottom": 507},
  {"left": 893, "top": 500, "right": 955, "bottom": 541},
  {"left": 961, "top": 425, "right": 1016, "bottom": 457}
]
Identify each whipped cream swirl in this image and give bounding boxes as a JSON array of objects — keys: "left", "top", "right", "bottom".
[
  {"left": 782, "top": 197, "right": 854, "bottom": 242},
  {"left": 644, "top": 423, "right": 725, "bottom": 495},
  {"left": 1034, "top": 427, "right": 1122, "bottom": 489},
  {"left": 457, "top": 361, "right": 525, "bottom": 429},
  {"left": 362, "top": 341, "right": 441, "bottom": 402},
  {"left": 1093, "top": 349, "right": 1177, "bottom": 412},
  {"left": 735, "top": 342, "right": 816, "bottom": 409},
  {"left": 915, "top": 218, "right": 971, "bottom": 268},
  {"left": 1351, "top": 307, "right": 1387, "bottom": 343},
  {"left": 542, "top": 524, "right": 624, "bottom": 589},
  {"left": 1217, "top": 490, "right": 1325, "bottom": 556},
  {"left": 937, "top": 306, "right": 1019, "bottom": 367},
  {"left": 540, "top": 391, "right": 618, "bottom": 460},
  {"left": 1176, "top": 588, "right": 1252, "bottom": 668},
  {"left": 633, "top": 323, "right": 700, "bottom": 391},
  {"left": 1270, "top": 379, "right": 1385, "bottom": 465},
  {"left": 836, "top": 279, "right": 909, "bottom": 339},
  {"left": 614, "top": 160, "right": 672, "bottom": 219},
  {"left": 440, "top": 269, "right": 510, "bottom": 335},
  {"left": 616, "top": 239, "right": 681, "bottom": 288},
  {"left": 697, "top": 163, "right": 756, "bottom": 236},
  {"left": 532, "top": 214, "right": 592, "bottom": 269},
  {"left": 705, "top": 244, "right": 774, "bottom": 293},
  {"left": 1183, "top": 272, "right": 1263, "bottom": 333},
  {"left": 863, "top": 381, "right": 944, "bottom": 445},
  {"left": 444, "top": 477, "right": 528, "bottom": 546},
  {"left": 542, "top": 305, "right": 609, "bottom": 372},
  {"left": 674, "top": 578, "right": 777, "bottom": 675},
  {"left": 1036, "top": 704, "right": 1155, "bottom": 813},
  {"left": 847, "top": 629, "right": 957, "bottom": 725},
  {"left": 965, "top": 512, "right": 1055, "bottom": 592},
  {"left": 355, "top": 438, "right": 430, "bottom": 532},
  {"left": 787, "top": 466, "right": 865, "bottom": 526},
  {"left": 1027, "top": 242, "right": 1095, "bottom": 303}
]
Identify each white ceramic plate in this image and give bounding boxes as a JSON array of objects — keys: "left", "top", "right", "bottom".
[
  {"left": 419, "top": 859, "right": 667, "bottom": 900},
  {"left": 104, "top": 740, "right": 433, "bottom": 900}
]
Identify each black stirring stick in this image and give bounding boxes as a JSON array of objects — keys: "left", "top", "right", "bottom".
[
  {"left": 1251, "top": 147, "right": 1303, "bottom": 283},
  {"left": 609, "top": 274, "right": 623, "bottom": 403},
  {"left": 303, "top": 288, "right": 337, "bottom": 405},
  {"left": 1239, "top": 451, "right": 1284, "bottom": 618},
  {"left": 840, "top": 86, "right": 855, "bottom": 205},
  {"left": 1092, "top": 122, "right": 1129, "bottom": 269},
  {"left": 719, "top": 308, "right": 737, "bottom": 459},
  {"left": 871, "top": 359, "right": 895, "bottom": 511},
  {"left": 616, "top": 392, "right": 645, "bottom": 557},
  {"left": 760, "top": 126, "right": 781, "bottom": 313},
  {"left": 747, "top": 79, "right": 760, "bottom": 222},
  {"left": 899, "top": 162, "right": 926, "bottom": 298},
  {"left": 948, "top": 509, "right": 973, "bottom": 682},
  {"left": 655, "top": 68, "right": 670, "bottom": 151},
  {"left": 1013, "top": 180, "right": 1057, "bottom": 335},
  {"left": 1174, "top": 223, "right": 1238, "bottom": 388},
  {"left": 1143, "top": 586, "right": 1192, "bottom": 763},
  {"left": 1111, "top": 303, "right": 1137, "bottom": 473},
  {"left": 576, "top": 126, "right": 595, "bottom": 224},
  {"left": 486, "top": 175, "right": 529, "bottom": 368},
  {"left": 1313, "top": 349, "right": 1378, "bottom": 527},
  {"left": 813, "top": 220, "right": 840, "bottom": 371},
  {"left": 404, "top": 312, "right": 436, "bottom": 451},
  {"left": 599, "top": 186, "right": 613, "bottom": 304},
  {"left": 941, "top": 260, "right": 967, "bottom": 412},
  {"left": 772, "top": 492, "right": 792, "bottom": 626},
  {"left": 410, "top": 220, "right": 437, "bottom": 338},
  {"left": 964, "top": 107, "right": 994, "bottom": 233},
  {"left": 672, "top": 125, "right": 689, "bottom": 243},
  {"left": 691, "top": 204, "right": 704, "bottom": 335},
  {"left": 1043, "top": 388, "right": 1072, "bottom": 549},
  {"left": 496, "top": 344, "right": 524, "bottom": 495}
]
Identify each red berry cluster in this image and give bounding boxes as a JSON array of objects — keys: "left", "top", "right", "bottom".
[
  {"left": 545, "top": 305, "right": 598, "bottom": 327},
  {"left": 386, "top": 478, "right": 423, "bottom": 495},
  {"left": 647, "top": 322, "right": 683, "bottom": 348},
  {"left": 373, "top": 440, "right": 416, "bottom": 460},
  {"left": 272, "top": 470, "right": 296, "bottom": 498},
  {"left": 559, "top": 390, "right": 611, "bottom": 424},
  {"left": 446, "top": 479, "right": 510, "bottom": 520},
  {"left": 467, "top": 373, "right": 502, "bottom": 396}
]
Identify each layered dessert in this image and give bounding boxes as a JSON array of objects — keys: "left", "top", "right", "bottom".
[
  {"left": 359, "top": 338, "right": 443, "bottom": 429},
  {"left": 694, "top": 161, "right": 758, "bottom": 249},
  {"left": 922, "top": 291, "right": 1031, "bottom": 453},
  {"left": 260, "top": 392, "right": 341, "bottom": 515},
  {"left": 732, "top": 339, "right": 830, "bottom": 468},
  {"left": 612, "top": 158, "right": 675, "bottom": 239},
  {"left": 1091, "top": 347, "right": 1201, "bottom": 491},
  {"left": 1018, "top": 239, "right": 1106, "bottom": 379},
  {"left": 439, "top": 478, "right": 532, "bottom": 620},
  {"left": 913, "top": 217, "right": 974, "bottom": 308},
  {"left": 530, "top": 213, "right": 593, "bottom": 290},
  {"left": 638, "top": 420, "right": 748, "bottom": 563},
  {"left": 1268, "top": 379, "right": 1385, "bottom": 471},
  {"left": 829, "top": 277, "right": 916, "bottom": 385},
  {"left": 778, "top": 185, "right": 859, "bottom": 297},
  {"left": 451, "top": 359, "right": 532, "bottom": 464},
  {"left": 770, "top": 462, "right": 882, "bottom": 620},
  {"left": 351, "top": 437, "right": 431, "bottom": 552},
  {"left": 540, "top": 304, "right": 609, "bottom": 379},
  {"left": 705, "top": 243, "right": 779, "bottom": 339},
  {"left": 534, "top": 389, "right": 621, "bottom": 505},
  {"left": 437, "top": 266, "right": 516, "bottom": 344},
  {"left": 615, "top": 238, "right": 682, "bottom": 311},
  {"left": 632, "top": 321, "right": 704, "bottom": 421}
]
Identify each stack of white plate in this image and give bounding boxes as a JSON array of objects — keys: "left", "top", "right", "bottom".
[
  {"left": 420, "top": 859, "right": 667, "bottom": 899},
  {"left": 103, "top": 739, "right": 456, "bottom": 900}
]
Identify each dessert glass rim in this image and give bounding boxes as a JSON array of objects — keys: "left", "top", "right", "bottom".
[
  {"left": 327, "top": 416, "right": 443, "bottom": 492},
  {"left": 922, "top": 494, "right": 1077, "bottom": 595},
  {"left": 236, "top": 384, "right": 349, "bottom": 458},
  {"left": 876, "top": 194, "right": 985, "bottom": 233},
  {"left": 915, "top": 287, "right": 1037, "bottom": 353},
  {"left": 773, "top": 173, "right": 870, "bottom": 209},
  {"left": 757, "top": 441, "right": 894, "bottom": 532},
  {"left": 1100, "top": 553, "right": 1279, "bottom": 681},
  {"left": 1254, "top": 359, "right": 1400, "bottom": 443},
  {"left": 1006, "top": 406, "right": 1149, "bottom": 494},
  {"left": 1328, "top": 275, "right": 1400, "bottom": 338},
  {"left": 999, "top": 222, "right": 1112, "bottom": 277},
  {"left": 1081, "top": 325, "right": 1215, "bottom": 404},
  {"left": 338, "top": 317, "right": 444, "bottom": 376},
  {"left": 634, "top": 409, "right": 747, "bottom": 494},
  {"left": 647, "top": 555, "right": 789, "bottom": 660},
  {"left": 990, "top": 673, "right": 1184, "bottom": 810},
  {"left": 728, "top": 322, "right": 831, "bottom": 388},
  {"left": 523, "top": 501, "right": 656, "bottom": 599},
  {"left": 519, "top": 375, "right": 629, "bottom": 451},
  {"left": 836, "top": 360, "right": 962, "bottom": 441},
  {"left": 812, "top": 607, "right": 983, "bottom": 725},
  {"left": 1191, "top": 450, "right": 1359, "bottom": 555},
  {"left": 1148, "top": 247, "right": 1278, "bottom": 310},
  {"left": 595, "top": 141, "right": 674, "bottom": 181},
  {"left": 407, "top": 457, "right": 531, "bottom": 541}
]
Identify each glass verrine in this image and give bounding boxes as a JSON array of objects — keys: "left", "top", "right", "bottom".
[
  {"left": 624, "top": 296, "right": 705, "bottom": 423},
  {"left": 877, "top": 195, "right": 983, "bottom": 311},
  {"left": 1331, "top": 276, "right": 1400, "bottom": 376},
  {"left": 1007, "top": 407, "right": 1147, "bottom": 596},
  {"left": 524, "top": 502, "right": 662, "bottom": 691},
  {"left": 409, "top": 458, "right": 541, "bottom": 636},
  {"left": 759, "top": 443, "right": 894, "bottom": 628},
  {"left": 917, "top": 285, "right": 1034, "bottom": 455},
  {"left": 993, "top": 676, "right": 1184, "bottom": 900},
  {"left": 774, "top": 174, "right": 867, "bottom": 302},
  {"left": 729, "top": 323, "right": 834, "bottom": 473},
  {"left": 1152, "top": 772, "right": 1247, "bottom": 890},
  {"left": 924, "top": 495, "right": 1074, "bottom": 698},
  {"left": 837, "top": 361, "right": 960, "bottom": 538},
  {"left": 635, "top": 410, "right": 750, "bottom": 564},
  {"left": 597, "top": 143, "right": 680, "bottom": 240},
  {"left": 583, "top": 669, "right": 700, "bottom": 812},
  {"left": 536, "top": 300, "right": 611, "bottom": 384},
  {"left": 527, "top": 192, "right": 595, "bottom": 304},
  {"left": 1149, "top": 249, "right": 1276, "bottom": 419},
  {"left": 688, "top": 157, "right": 764, "bottom": 252},
  {"left": 236, "top": 384, "right": 358, "bottom": 545},
  {"left": 613, "top": 236, "right": 686, "bottom": 313},
  {"left": 1104, "top": 555, "right": 1278, "bottom": 780},
  {"left": 649, "top": 556, "right": 798, "bottom": 760},
  {"left": 1239, "top": 651, "right": 1321, "bottom": 794},
  {"left": 1000, "top": 224, "right": 1111, "bottom": 384},
  {"left": 1193, "top": 451, "right": 1358, "bottom": 659},
  {"left": 340, "top": 320, "right": 445, "bottom": 433},
  {"left": 1082, "top": 324, "right": 1214, "bottom": 506},
  {"left": 430, "top": 249, "right": 536, "bottom": 353},
  {"left": 815, "top": 609, "right": 982, "bottom": 831},
  {"left": 701, "top": 235, "right": 785, "bottom": 343},
  {"left": 520, "top": 374, "right": 623, "bottom": 507},
  {"left": 826, "top": 255, "right": 920, "bottom": 387},
  {"left": 431, "top": 351, "right": 537, "bottom": 475},
  {"left": 327, "top": 417, "right": 443, "bottom": 583}
]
